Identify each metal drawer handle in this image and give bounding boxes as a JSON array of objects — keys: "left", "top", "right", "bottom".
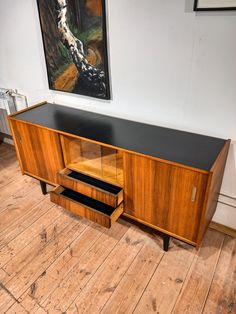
[{"left": 191, "top": 186, "right": 197, "bottom": 202}]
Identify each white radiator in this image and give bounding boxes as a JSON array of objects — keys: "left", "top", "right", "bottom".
[{"left": 0, "top": 88, "right": 28, "bottom": 135}]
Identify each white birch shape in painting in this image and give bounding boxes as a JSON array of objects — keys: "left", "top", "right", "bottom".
[{"left": 56, "top": 0, "right": 107, "bottom": 98}]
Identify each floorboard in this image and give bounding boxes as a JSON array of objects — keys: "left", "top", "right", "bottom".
[
  {"left": 171, "top": 229, "right": 225, "bottom": 313},
  {"left": 134, "top": 239, "right": 195, "bottom": 313},
  {"left": 202, "top": 235, "right": 236, "bottom": 314},
  {"left": 0, "top": 143, "right": 235, "bottom": 314}
]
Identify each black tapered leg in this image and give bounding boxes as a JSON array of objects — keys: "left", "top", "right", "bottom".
[
  {"left": 40, "top": 181, "right": 47, "bottom": 195},
  {"left": 163, "top": 234, "right": 170, "bottom": 252}
]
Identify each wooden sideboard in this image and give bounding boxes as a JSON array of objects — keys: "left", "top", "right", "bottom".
[{"left": 8, "top": 102, "right": 230, "bottom": 251}]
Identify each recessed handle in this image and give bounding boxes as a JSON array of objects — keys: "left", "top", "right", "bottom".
[{"left": 191, "top": 186, "right": 197, "bottom": 202}]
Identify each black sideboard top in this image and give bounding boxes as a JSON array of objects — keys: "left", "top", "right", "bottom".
[{"left": 13, "top": 103, "right": 227, "bottom": 171}]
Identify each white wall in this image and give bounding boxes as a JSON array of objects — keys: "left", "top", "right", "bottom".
[{"left": 0, "top": 0, "right": 235, "bottom": 228}]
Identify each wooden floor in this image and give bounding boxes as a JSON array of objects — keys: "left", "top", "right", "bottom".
[{"left": 0, "top": 143, "right": 235, "bottom": 314}]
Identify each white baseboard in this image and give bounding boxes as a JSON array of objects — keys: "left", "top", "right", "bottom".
[
  {"left": 3, "top": 137, "right": 14, "bottom": 145},
  {"left": 0, "top": 132, "right": 14, "bottom": 145},
  {"left": 213, "top": 193, "right": 236, "bottom": 230}
]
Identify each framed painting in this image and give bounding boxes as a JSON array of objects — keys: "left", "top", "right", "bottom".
[
  {"left": 37, "top": 0, "right": 110, "bottom": 100},
  {"left": 194, "top": 0, "right": 236, "bottom": 10}
]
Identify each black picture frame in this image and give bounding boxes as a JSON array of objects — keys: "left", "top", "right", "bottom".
[
  {"left": 36, "top": 0, "right": 111, "bottom": 100},
  {"left": 194, "top": 0, "right": 236, "bottom": 11}
]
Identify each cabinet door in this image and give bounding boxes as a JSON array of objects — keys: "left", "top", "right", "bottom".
[
  {"left": 11, "top": 120, "right": 64, "bottom": 184},
  {"left": 123, "top": 153, "right": 208, "bottom": 244}
]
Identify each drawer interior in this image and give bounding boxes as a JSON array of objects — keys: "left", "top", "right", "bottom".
[
  {"left": 67, "top": 170, "right": 122, "bottom": 195},
  {"left": 60, "top": 188, "right": 118, "bottom": 216}
]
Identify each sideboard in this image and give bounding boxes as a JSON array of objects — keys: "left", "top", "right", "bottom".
[{"left": 8, "top": 102, "right": 230, "bottom": 251}]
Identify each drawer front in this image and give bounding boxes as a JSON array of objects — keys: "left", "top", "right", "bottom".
[
  {"left": 50, "top": 186, "right": 123, "bottom": 228},
  {"left": 57, "top": 169, "right": 123, "bottom": 207}
]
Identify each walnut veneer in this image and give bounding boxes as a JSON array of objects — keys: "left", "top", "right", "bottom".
[{"left": 8, "top": 102, "right": 230, "bottom": 248}]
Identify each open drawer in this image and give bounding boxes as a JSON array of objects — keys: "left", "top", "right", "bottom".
[
  {"left": 50, "top": 186, "right": 124, "bottom": 228},
  {"left": 57, "top": 168, "right": 123, "bottom": 207}
]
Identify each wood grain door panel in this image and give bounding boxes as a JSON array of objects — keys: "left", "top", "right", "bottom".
[
  {"left": 11, "top": 120, "right": 64, "bottom": 184},
  {"left": 124, "top": 153, "right": 209, "bottom": 243}
]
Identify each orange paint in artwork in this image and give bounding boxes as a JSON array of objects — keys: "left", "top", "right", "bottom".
[
  {"left": 85, "top": 0, "right": 102, "bottom": 17},
  {"left": 54, "top": 64, "right": 78, "bottom": 91},
  {"left": 54, "top": 47, "right": 101, "bottom": 92}
]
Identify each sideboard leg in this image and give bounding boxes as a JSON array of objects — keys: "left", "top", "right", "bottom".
[
  {"left": 40, "top": 181, "right": 47, "bottom": 195},
  {"left": 163, "top": 234, "right": 170, "bottom": 252}
]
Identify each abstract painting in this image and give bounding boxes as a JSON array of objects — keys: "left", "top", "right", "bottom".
[
  {"left": 37, "top": 0, "right": 110, "bottom": 99},
  {"left": 194, "top": 0, "right": 236, "bottom": 10}
]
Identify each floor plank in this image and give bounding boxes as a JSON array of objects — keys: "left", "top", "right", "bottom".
[
  {"left": 19, "top": 222, "right": 104, "bottom": 312},
  {"left": 0, "top": 197, "right": 55, "bottom": 249},
  {"left": 171, "top": 229, "right": 225, "bottom": 314},
  {"left": 0, "top": 161, "right": 21, "bottom": 189},
  {"left": 39, "top": 221, "right": 130, "bottom": 313},
  {"left": 0, "top": 178, "right": 40, "bottom": 214},
  {"left": 203, "top": 235, "right": 236, "bottom": 314},
  {"left": 0, "top": 283, "right": 15, "bottom": 313},
  {"left": 2, "top": 212, "right": 71, "bottom": 277},
  {"left": 0, "top": 203, "right": 60, "bottom": 270},
  {"left": 4, "top": 214, "right": 89, "bottom": 299},
  {"left": 134, "top": 239, "right": 195, "bottom": 314},
  {"left": 5, "top": 302, "right": 28, "bottom": 314},
  {"left": 101, "top": 236, "right": 164, "bottom": 314},
  {"left": 65, "top": 227, "right": 150, "bottom": 314}
]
